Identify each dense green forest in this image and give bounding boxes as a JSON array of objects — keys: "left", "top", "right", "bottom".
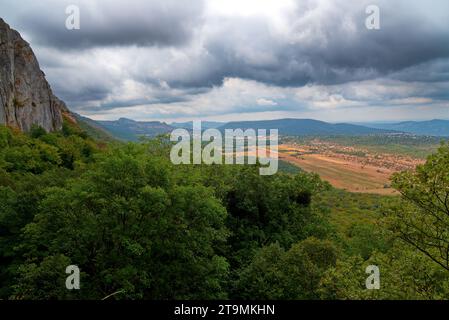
[{"left": 1, "top": 122, "right": 449, "bottom": 299}]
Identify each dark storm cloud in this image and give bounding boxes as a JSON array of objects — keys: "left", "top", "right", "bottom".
[
  {"left": 14, "top": 0, "right": 205, "bottom": 49},
  {"left": 390, "top": 59, "right": 449, "bottom": 83},
  {"left": 4, "top": 0, "right": 449, "bottom": 89},
  {"left": 53, "top": 85, "right": 111, "bottom": 104},
  {"left": 165, "top": 0, "right": 449, "bottom": 89},
  {"left": 76, "top": 96, "right": 191, "bottom": 112},
  {"left": 1, "top": 0, "right": 448, "bottom": 120}
]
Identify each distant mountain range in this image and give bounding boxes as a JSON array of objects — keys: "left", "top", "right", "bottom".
[
  {"left": 171, "top": 121, "right": 225, "bottom": 130},
  {"left": 217, "top": 119, "right": 394, "bottom": 136},
  {"left": 363, "top": 120, "right": 449, "bottom": 137},
  {"left": 76, "top": 116, "right": 449, "bottom": 141}
]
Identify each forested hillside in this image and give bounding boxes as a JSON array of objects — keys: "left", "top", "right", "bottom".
[{"left": 1, "top": 123, "right": 449, "bottom": 299}]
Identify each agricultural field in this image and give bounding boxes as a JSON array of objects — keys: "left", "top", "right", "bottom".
[
  {"left": 277, "top": 135, "right": 441, "bottom": 195},
  {"left": 282, "top": 135, "right": 444, "bottom": 159}
]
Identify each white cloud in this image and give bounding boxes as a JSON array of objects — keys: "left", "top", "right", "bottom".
[{"left": 257, "top": 98, "right": 278, "bottom": 106}]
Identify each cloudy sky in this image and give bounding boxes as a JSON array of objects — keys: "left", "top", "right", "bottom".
[{"left": 2, "top": 0, "right": 449, "bottom": 122}]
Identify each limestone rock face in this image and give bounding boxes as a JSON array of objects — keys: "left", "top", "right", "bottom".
[{"left": 0, "top": 18, "right": 67, "bottom": 132}]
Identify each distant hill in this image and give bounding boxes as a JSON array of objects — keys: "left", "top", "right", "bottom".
[
  {"left": 95, "top": 118, "right": 174, "bottom": 141},
  {"left": 364, "top": 120, "right": 449, "bottom": 137},
  {"left": 73, "top": 114, "right": 116, "bottom": 142},
  {"left": 171, "top": 121, "right": 226, "bottom": 130},
  {"left": 218, "top": 119, "right": 394, "bottom": 136},
  {"left": 74, "top": 117, "right": 429, "bottom": 142}
]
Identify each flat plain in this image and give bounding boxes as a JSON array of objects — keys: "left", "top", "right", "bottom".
[{"left": 278, "top": 138, "right": 427, "bottom": 195}]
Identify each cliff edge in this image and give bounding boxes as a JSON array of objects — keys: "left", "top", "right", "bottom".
[{"left": 0, "top": 18, "right": 67, "bottom": 132}]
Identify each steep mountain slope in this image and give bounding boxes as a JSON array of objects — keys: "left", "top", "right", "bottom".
[
  {"left": 218, "top": 119, "right": 394, "bottom": 136},
  {"left": 0, "top": 18, "right": 67, "bottom": 132},
  {"left": 73, "top": 114, "right": 116, "bottom": 142},
  {"left": 96, "top": 118, "right": 174, "bottom": 141}
]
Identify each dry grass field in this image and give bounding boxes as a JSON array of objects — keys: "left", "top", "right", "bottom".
[{"left": 278, "top": 142, "right": 425, "bottom": 195}]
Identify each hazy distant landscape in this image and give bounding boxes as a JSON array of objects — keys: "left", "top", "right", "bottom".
[
  {"left": 79, "top": 116, "right": 447, "bottom": 196},
  {"left": 80, "top": 116, "right": 449, "bottom": 141},
  {"left": 77, "top": 115, "right": 446, "bottom": 195}
]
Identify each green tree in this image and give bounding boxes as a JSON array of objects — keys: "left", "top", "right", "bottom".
[
  {"left": 319, "top": 243, "right": 449, "bottom": 300},
  {"left": 387, "top": 143, "right": 449, "bottom": 272},
  {"left": 13, "top": 145, "right": 229, "bottom": 299},
  {"left": 236, "top": 237, "right": 337, "bottom": 299}
]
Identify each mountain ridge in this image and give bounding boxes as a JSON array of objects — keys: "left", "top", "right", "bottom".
[
  {"left": 363, "top": 119, "right": 449, "bottom": 137},
  {"left": 95, "top": 117, "right": 174, "bottom": 141},
  {"left": 217, "top": 118, "right": 396, "bottom": 136},
  {"left": 79, "top": 116, "right": 402, "bottom": 141}
]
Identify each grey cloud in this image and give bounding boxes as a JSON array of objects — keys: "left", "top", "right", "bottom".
[
  {"left": 391, "top": 59, "right": 449, "bottom": 83},
  {"left": 1, "top": 0, "right": 449, "bottom": 120},
  {"left": 55, "top": 85, "right": 111, "bottom": 104},
  {"left": 75, "top": 96, "right": 191, "bottom": 112},
  {"left": 10, "top": 0, "right": 205, "bottom": 49},
  {"left": 5, "top": 0, "right": 449, "bottom": 89},
  {"left": 186, "top": 0, "right": 449, "bottom": 88}
]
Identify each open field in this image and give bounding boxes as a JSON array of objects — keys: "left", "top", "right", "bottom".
[
  {"left": 279, "top": 148, "right": 396, "bottom": 194},
  {"left": 282, "top": 135, "right": 444, "bottom": 159},
  {"left": 278, "top": 139, "right": 427, "bottom": 195}
]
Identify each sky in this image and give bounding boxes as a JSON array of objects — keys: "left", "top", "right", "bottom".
[{"left": 1, "top": 0, "right": 449, "bottom": 123}]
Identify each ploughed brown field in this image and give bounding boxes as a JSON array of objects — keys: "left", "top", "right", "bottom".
[{"left": 278, "top": 141, "right": 425, "bottom": 195}]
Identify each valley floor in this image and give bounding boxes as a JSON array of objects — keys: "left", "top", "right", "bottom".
[{"left": 278, "top": 141, "right": 425, "bottom": 195}]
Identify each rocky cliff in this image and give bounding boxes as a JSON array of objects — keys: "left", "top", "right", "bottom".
[{"left": 0, "top": 18, "right": 67, "bottom": 132}]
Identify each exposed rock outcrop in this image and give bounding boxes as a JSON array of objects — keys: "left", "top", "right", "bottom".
[{"left": 0, "top": 18, "right": 67, "bottom": 132}]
